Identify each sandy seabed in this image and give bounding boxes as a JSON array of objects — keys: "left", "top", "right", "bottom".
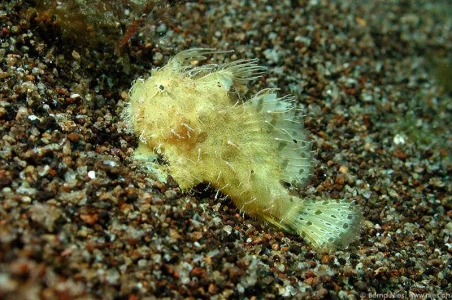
[{"left": 0, "top": 0, "right": 451, "bottom": 299}]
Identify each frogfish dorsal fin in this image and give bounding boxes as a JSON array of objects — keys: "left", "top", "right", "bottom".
[{"left": 248, "top": 89, "right": 312, "bottom": 186}]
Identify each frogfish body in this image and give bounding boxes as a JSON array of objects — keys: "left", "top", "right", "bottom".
[{"left": 122, "top": 49, "right": 362, "bottom": 250}]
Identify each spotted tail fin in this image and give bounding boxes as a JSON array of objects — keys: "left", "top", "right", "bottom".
[{"left": 284, "top": 198, "right": 363, "bottom": 250}]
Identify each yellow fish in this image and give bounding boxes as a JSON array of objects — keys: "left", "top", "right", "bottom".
[{"left": 122, "top": 49, "right": 363, "bottom": 250}]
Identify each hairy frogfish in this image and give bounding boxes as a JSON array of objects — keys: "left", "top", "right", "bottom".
[{"left": 122, "top": 49, "right": 363, "bottom": 250}]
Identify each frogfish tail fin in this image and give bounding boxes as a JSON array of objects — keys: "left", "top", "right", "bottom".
[{"left": 284, "top": 198, "right": 363, "bottom": 250}]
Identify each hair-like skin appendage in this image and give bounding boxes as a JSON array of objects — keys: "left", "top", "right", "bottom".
[{"left": 122, "top": 49, "right": 363, "bottom": 250}]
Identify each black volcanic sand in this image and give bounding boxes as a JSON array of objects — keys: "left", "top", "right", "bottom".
[{"left": 0, "top": 1, "right": 451, "bottom": 299}]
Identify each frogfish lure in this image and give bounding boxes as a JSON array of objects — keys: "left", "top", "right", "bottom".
[{"left": 122, "top": 48, "right": 363, "bottom": 250}]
